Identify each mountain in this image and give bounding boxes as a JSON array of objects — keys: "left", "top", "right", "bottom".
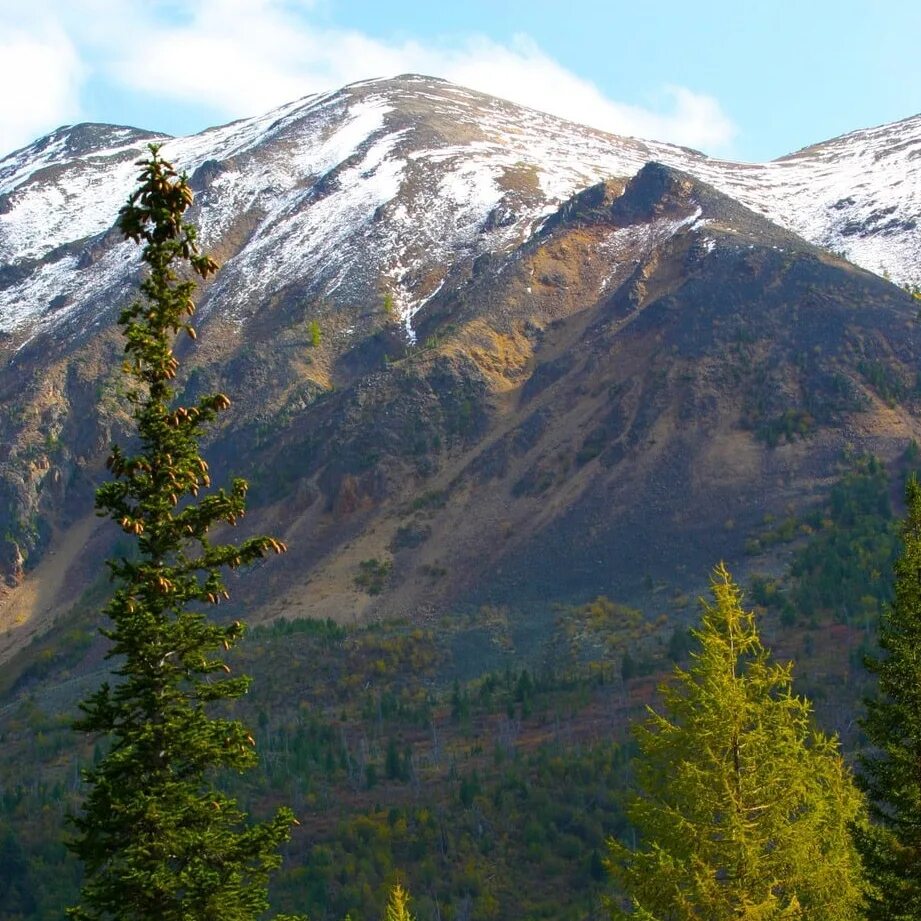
[{"left": 0, "top": 74, "right": 919, "bottom": 655}]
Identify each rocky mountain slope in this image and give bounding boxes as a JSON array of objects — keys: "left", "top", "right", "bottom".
[{"left": 0, "top": 75, "right": 919, "bottom": 652}]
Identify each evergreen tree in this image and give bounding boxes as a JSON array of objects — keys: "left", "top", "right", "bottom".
[
  {"left": 0, "top": 827, "right": 36, "bottom": 916},
  {"left": 608, "top": 563, "right": 865, "bottom": 921},
  {"left": 68, "top": 147, "right": 302, "bottom": 921},
  {"left": 856, "top": 475, "right": 921, "bottom": 919},
  {"left": 384, "top": 883, "right": 415, "bottom": 921}
]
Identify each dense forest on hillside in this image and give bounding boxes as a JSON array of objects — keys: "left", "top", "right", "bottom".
[{"left": 0, "top": 448, "right": 913, "bottom": 919}]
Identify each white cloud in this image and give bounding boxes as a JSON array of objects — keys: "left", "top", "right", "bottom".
[
  {"left": 0, "top": 24, "right": 83, "bottom": 155},
  {"left": 0, "top": 0, "right": 737, "bottom": 157},
  {"left": 434, "top": 35, "right": 737, "bottom": 152}
]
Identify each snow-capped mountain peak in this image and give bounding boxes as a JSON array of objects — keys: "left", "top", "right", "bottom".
[{"left": 1, "top": 75, "right": 918, "bottom": 344}]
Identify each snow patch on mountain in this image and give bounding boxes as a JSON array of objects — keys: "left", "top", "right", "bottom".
[
  {"left": 0, "top": 76, "right": 918, "bottom": 340},
  {"left": 0, "top": 145, "right": 154, "bottom": 263},
  {"left": 676, "top": 114, "right": 921, "bottom": 285},
  {"left": 205, "top": 121, "right": 407, "bottom": 320}
]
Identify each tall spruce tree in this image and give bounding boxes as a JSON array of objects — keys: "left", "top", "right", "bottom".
[
  {"left": 68, "top": 147, "right": 302, "bottom": 921},
  {"left": 608, "top": 563, "right": 865, "bottom": 921},
  {"left": 856, "top": 474, "right": 921, "bottom": 920}
]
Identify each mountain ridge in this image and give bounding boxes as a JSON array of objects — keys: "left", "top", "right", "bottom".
[
  {"left": 2, "top": 74, "right": 919, "bottom": 346},
  {"left": 0, "top": 74, "right": 918, "bottom": 655}
]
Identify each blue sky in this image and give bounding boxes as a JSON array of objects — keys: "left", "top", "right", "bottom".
[{"left": 2, "top": 0, "right": 919, "bottom": 162}]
